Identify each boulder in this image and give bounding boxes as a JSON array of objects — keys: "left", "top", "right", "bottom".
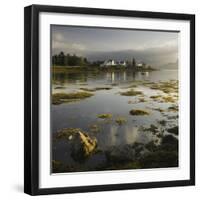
[
  {"left": 71, "top": 131, "right": 97, "bottom": 162},
  {"left": 106, "top": 145, "right": 136, "bottom": 163}
]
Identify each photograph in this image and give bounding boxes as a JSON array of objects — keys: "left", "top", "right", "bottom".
[{"left": 51, "top": 25, "right": 179, "bottom": 173}]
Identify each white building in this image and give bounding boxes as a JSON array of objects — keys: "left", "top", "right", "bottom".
[
  {"left": 100, "top": 59, "right": 127, "bottom": 67},
  {"left": 136, "top": 62, "right": 146, "bottom": 68},
  {"left": 117, "top": 61, "right": 126, "bottom": 66},
  {"left": 100, "top": 59, "right": 115, "bottom": 67}
]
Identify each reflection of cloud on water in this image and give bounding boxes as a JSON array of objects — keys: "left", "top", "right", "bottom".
[
  {"left": 123, "top": 125, "right": 152, "bottom": 145},
  {"left": 108, "top": 125, "right": 143, "bottom": 146},
  {"left": 123, "top": 126, "right": 138, "bottom": 144},
  {"left": 98, "top": 122, "right": 153, "bottom": 148},
  {"left": 109, "top": 125, "right": 118, "bottom": 146}
]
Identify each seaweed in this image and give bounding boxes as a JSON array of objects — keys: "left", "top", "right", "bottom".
[
  {"left": 52, "top": 91, "right": 93, "bottom": 105},
  {"left": 97, "top": 113, "right": 112, "bottom": 119},
  {"left": 115, "top": 117, "right": 127, "bottom": 125},
  {"left": 120, "top": 89, "right": 143, "bottom": 96},
  {"left": 162, "top": 96, "right": 175, "bottom": 103},
  {"left": 55, "top": 128, "right": 81, "bottom": 140},
  {"left": 167, "top": 126, "right": 178, "bottom": 135},
  {"left": 158, "top": 120, "right": 167, "bottom": 126},
  {"left": 168, "top": 105, "right": 178, "bottom": 112},
  {"left": 80, "top": 87, "right": 112, "bottom": 92},
  {"left": 143, "top": 124, "right": 158, "bottom": 134},
  {"left": 52, "top": 160, "right": 64, "bottom": 173},
  {"left": 129, "top": 109, "right": 150, "bottom": 116}
]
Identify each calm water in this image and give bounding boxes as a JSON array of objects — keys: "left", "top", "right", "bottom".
[{"left": 51, "top": 69, "right": 178, "bottom": 171}]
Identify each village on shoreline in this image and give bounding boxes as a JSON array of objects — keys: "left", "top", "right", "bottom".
[{"left": 52, "top": 51, "right": 156, "bottom": 72}]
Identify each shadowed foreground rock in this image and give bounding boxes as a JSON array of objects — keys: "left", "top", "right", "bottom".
[{"left": 105, "top": 145, "right": 136, "bottom": 163}]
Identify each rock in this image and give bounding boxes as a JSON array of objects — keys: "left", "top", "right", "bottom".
[
  {"left": 106, "top": 145, "right": 136, "bottom": 163},
  {"left": 55, "top": 128, "right": 81, "bottom": 140},
  {"left": 139, "top": 150, "right": 178, "bottom": 168},
  {"left": 78, "top": 131, "right": 97, "bottom": 155},
  {"left": 71, "top": 131, "right": 97, "bottom": 161},
  {"left": 68, "top": 135, "right": 73, "bottom": 140},
  {"left": 143, "top": 124, "right": 158, "bottom": 134},
  {"left": 162, "top": 134, "right": 178, "bottom": 146},
  {"left": 138, "top": 135, "right": 178, "bottom": 169},
  {"left": 115, "top": 117, "right": 127, "bottom": 125},
  {"left": 160, "top": 134, "right": 178, "bottom": 152},
  {"left": 167, "top": 126, "right": 178, "bottom": 135},
  {"left": 52, "top": 160, "right": 63, "bottom": 173}
]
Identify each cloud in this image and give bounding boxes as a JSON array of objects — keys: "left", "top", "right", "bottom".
[
  {"left": 53, "top": 33, "right": 65, "bottom": 42},
  {"left": 86, "top": 44, "right": 178, "bottom": 67},
  {"left": 52, "top": 32, "right": 86, "bottom": 55},
  {"left": 71, "top": 43, "right": 86, "bottom": 51},
  {"left": 51, "top": 27, "right": 178, "bottom": 67}
]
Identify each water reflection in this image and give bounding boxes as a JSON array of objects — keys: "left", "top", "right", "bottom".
[
  {"left": 53, "top": 70, "right": 178, "bottom": 86},
  {"left": 52, "top": 69, "right": 179, "bottom": 172}
]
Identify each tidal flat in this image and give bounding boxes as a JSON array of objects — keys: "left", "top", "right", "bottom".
[{"left": 51, "top": 69, "right": 179, "bottom": 173}]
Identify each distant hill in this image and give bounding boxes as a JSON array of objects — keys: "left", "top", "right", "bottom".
[
  {"left": 86, "top": 48, "right": 178, "bottom": 68},
  {"left": 159, "top": 60, "right": 178, "bottom": 69}
]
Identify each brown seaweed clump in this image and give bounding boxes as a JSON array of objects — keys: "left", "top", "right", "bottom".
[
  {"left": 115, "top": 117, "right": 127, "bottom": 125},
  {"left": 129, "top": 109, "right": 150, "bottom": 116},
  {"left": 97, "top": 113, "right": 112, "bottom": 119},
  {"left": 52, "top": 91, "right": 93, "bottom": 105},
  {"left": 120, "top": 89, "right": 143, "bottom": 96}
]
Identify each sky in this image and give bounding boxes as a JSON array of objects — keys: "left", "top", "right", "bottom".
[{"left": 52, "top": 25, "right": 179, "bottom": 67}]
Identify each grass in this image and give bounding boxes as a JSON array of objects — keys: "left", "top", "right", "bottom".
[
  {"left": 97, "top": 113, "right": 112, "bottom": 119},
  {"left": 129, "top": 109, "right": 150, "bottom": 116},
  {"left": 120, "top": 89, "right": 143, "bottom": 96},
  {"left": 52, "top": 91, "right": 93, "bottom": 105}
]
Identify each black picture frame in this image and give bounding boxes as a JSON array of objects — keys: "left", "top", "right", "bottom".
[{"left": 24, "top": 4, "right": 195, "bottom": 195}]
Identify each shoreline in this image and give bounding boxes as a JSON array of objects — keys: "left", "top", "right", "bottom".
[{"left": 51, "top": 65, "right": 158, "bottom": 73}]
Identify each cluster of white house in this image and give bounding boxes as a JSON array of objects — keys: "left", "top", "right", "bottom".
[{"left": 100, "top": 59, "right": 145, "bottom": 68}]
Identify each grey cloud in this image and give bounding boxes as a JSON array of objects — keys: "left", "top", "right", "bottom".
[{"left": 51, "top": 25, "right": 178, "bottom": 68}]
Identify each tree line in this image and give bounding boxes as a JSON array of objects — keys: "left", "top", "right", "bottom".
[
  {"left": 52, "top": 52, "right": 89, "bottom": 66},
  {"left": 52, "top": 51, "right": 140, "bottom": 68}
]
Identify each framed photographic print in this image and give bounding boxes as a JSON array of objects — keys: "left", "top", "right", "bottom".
[{"left": 24, "top": 4, "right": 195, "bottom": 195}]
